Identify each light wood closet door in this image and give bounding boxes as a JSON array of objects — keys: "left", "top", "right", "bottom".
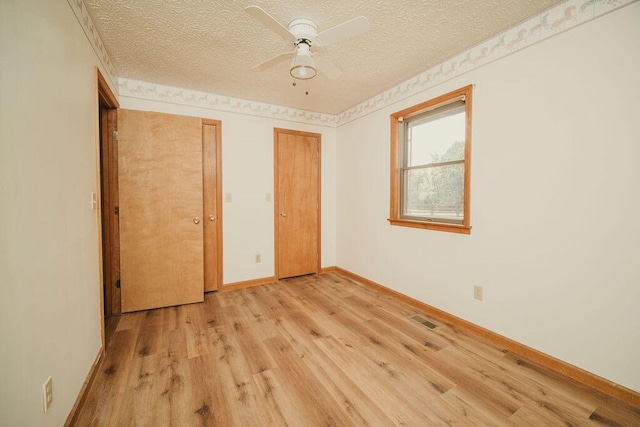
[
  {"left": 202, "top": 121, "right": 221, "bottom": 292},
  {"left": 275, "top": 128, "right": 320, "bottom": 279},
  {"left": 118, "top": 109, "right": 204, "bottom": 312}
]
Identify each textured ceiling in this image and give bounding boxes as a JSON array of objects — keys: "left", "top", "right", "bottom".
[{"left": 84, "top": 0, "right": 563, "bottom": 115}]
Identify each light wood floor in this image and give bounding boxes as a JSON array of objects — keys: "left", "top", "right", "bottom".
[{"left": 75, "top": 272, "right": 640, "bottom": 426}]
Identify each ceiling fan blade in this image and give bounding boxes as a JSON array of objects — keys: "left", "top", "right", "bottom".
[
  {"left": 315, "top": 56, "right": 342, "bottom": 79},
  {"left": 245, "top": 6, "right": 295, "bottom": 41},
  {"left": 253, "top": 50, "right": 295, "bottom": 71},
  {"left": 316, "top": 16, "right": 370, "bottom": 46}
]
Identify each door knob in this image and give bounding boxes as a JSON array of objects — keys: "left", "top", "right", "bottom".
[
  {"left": 193, "top": 217, "right": 201, "bottom": 224},
  {"left": 208, "top": 215, "right": 216, "bottom": 221},
  {"left": 280, "top": 212, "right": 287, "bottom": 217}
]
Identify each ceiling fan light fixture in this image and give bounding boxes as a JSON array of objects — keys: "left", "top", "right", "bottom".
[
  {"left": 290, "top": 61, "right": 316, "bottom": 80},
  {"left": 290, "top": 41, "right": 316, "bottom": 80}
]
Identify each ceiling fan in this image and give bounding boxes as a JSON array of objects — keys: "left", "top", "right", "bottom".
[{"left": 245, "top": 6, "right": 370, "bottom": 80}]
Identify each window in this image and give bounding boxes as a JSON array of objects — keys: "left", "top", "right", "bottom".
[{"left": 389, "top": 85, "right": 472, "bottom": 234}]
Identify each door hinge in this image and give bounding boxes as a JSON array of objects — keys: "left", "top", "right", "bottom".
[
  {"left": 114, "top": 205, "right": 119, "bottom": 215},
  {"left": 113, "top": 130, "right": 118, "bottom": 141},
  {"left": 115, "top": 279, "right": 121, "bottom": 289}
]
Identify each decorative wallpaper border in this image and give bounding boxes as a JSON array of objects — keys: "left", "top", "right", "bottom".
[
  {"left": 336, "top": 0, "right": 638, "bottom": 126},
  {"left": 118, "top": 79, "right": 338, "bottom": 127},
  {"left": 67, "top": 0, "right": 119, "bottom": 89},
  {"left": 70, "top": 0, "right": 634, "bottom": 128}
]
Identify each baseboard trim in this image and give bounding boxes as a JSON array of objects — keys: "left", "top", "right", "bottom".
[
  {"left": 334, "top": 267, "right": 640, "bottom": 408},
  {"left": 65, "top": 348, "right": 104, "bottom": 426},
  {"left": 223, "top": 269, "right": 338, "bottom": 290},
  {"left": 222, "top": 276, "right": 276, "bottom": 291}
]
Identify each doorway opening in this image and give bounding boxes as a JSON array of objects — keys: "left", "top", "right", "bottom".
[{"left": 95, "top": 68, "right": 119, "bottom": 347}]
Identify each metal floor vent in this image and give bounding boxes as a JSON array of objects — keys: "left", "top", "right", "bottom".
[{"left": 410, "top": 315, "right": 439, "bottom": 330}]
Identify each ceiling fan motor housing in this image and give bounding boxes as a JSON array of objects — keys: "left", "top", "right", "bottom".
[{"left": 288, "top": 18, "right": 318, "bottom": 42}]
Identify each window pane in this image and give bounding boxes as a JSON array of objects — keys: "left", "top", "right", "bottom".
[
  {"left": 402, "top": 164, "right": 464, "bottom": 222},
  {"left": 407, "top": 109, "right": 465, "bottom": 167}
]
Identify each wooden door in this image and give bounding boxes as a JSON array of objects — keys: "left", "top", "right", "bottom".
[
  {"left": 274, "top": 128, "right": 321, "bottom": 279},
  {"left": 202, "top": 120, "right": 222, "bottom": 292},
  {"left": 100, "top": 106, "right": 120, "bottom": 315},
  {"left": 118, "top": 109, "right": 204, "bottom": 312}
]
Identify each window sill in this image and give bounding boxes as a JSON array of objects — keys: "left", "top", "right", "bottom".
[{"left": 387, "top": 218, "right": 471, "bottom": 235}]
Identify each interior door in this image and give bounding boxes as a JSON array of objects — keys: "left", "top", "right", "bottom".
[
  {"left": 274, "top": 128, "right": 321, "bottom": 279},
  {"left": 118, "top": 109, "right": 204, "bottom": 312}
]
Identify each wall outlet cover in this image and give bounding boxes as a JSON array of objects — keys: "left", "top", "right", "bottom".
[
  {"left": 43, "top": 376, "right": 53, "bottom": 413},
  {"left": 474, "top": 285, "right": 483, "bottom": 301}
]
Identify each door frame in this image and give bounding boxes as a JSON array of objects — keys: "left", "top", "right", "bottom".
[
  {"left": 95, "top": 68, "right": 119, "bottom": 348},
  {"left": 100, "top": 88, "right": 120, "bottom": 317},
  {"left": 202, "top": 119, "right": 223, "bottom": 292},
  {"left": 273, "top": 127, "right": 322, "bottom": 280}
]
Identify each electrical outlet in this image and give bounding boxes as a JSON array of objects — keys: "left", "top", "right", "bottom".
[
  {"left": 225, "top": 193, "right": 232, "bottom": 203},
  {"left": 43, "top": 376, "right": 53, "bottom": 413},
  {"left": 255, "top": 254, "right": 261, "bottom": 263},
  {"left": 474, "top": 285, "right": 483, "bottom": 301},
  {"left": 266, "top": 193, "right": 271, "bottom": 202}
]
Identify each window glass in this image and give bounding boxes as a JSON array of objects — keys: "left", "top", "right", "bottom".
[{"left": 406, "top": 108, "right": 465, "bottom": 167}]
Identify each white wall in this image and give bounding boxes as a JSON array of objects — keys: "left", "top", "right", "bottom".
[
  {"left": 119, "top": 97, "right": 337, "bottom": 284},
  {"left": 337, "top": 4, "right": 640, "bottom": 392},
  {"left": 0, "top": 1, "right": 115, "bottom": 425}
]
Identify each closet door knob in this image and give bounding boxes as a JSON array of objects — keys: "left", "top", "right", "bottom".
[
  {"left": 280, "top": 212, "right": 287, "bottom": 217},
  {"left": 208, "top": 215, "right": 216, "bottom": 221},
  {"left": 193, "top": 217, "right": 201, "bottom": 224}
]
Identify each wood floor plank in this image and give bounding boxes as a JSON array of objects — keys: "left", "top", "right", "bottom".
[
  {"left": 313, "top": 334, "right": 440, "bottom": 425},
  {"left": 358, "top": 318, "right": 457, "bottom": 396},
  {"left": 116, "top": 353, "right": 160, "bottom": 426},
  {"left": 75, "top": 273, "right": 640, "bottom": 426},
  {"left": 263, "top": 335, "right": 354, "bottom": 426},
  {"left": 187, "top": 355, "right": 223, "bottom": 427},
  {"left": 588, "top": 399, "right": 640, "bottom": 427},
  {"left": 113, "top": 309, "right": 143, "bottom": 332},
  {"left": 301, "top": 344, "right": 398, "bottom": 426},
  {"left": 442, "top": 343, "right": 601, "bottom": 425},
  {"left": 233, "top": 288, "right": 281, "bottom": 340},
  {"left": 440, "top": 387, "right": 515, "bottom": 427},
  {"left": 184, "top": 303, "right": 213, "bottom": 360},
  {"left": 133, "top": 324, "right": 166, "bottom": 359},
  {"left": 267, "top": 308, "right": 396, "bottom": 425},
  {"left": 74, "top": 329, "right": 137, "bottom": 426},
  {"left": 228, "top": 312, "right": 278, "bottom": 375},
  {"left": 252, "top": 368, "right": 312, "bottom": 426}
]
